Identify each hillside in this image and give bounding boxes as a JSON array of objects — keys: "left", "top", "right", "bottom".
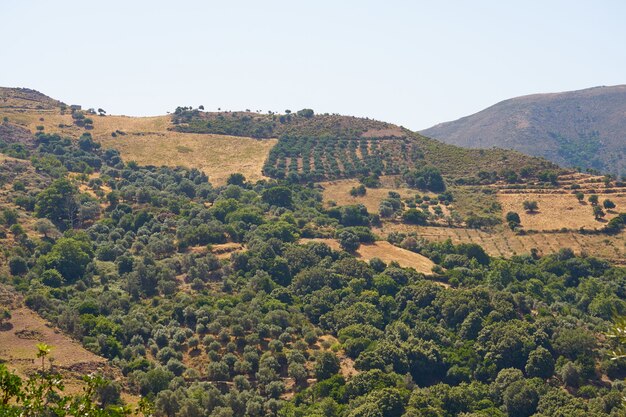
[
  {"left": 171, "top": 106, "right": 558, "bottom": 183},
  {"left": 0, "top": 88, "right": 559, "bottom": 187},
  {"left": 3, "top": 87, "right": 626, "bottom": 416},
  {"left": 0, "top": 87, "right": 66, "bottom": 111},
  {"left": 422, "top": 85, "right": 626, "bottom": 176}
]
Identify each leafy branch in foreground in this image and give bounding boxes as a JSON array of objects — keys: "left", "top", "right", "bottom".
[
  {"left": 607, "top": 315, "right": 626, "bottom": 360},
  {"left": 0, "top": 358, "right": 152, "bottom": 417}
]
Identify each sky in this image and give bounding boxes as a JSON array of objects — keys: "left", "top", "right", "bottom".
[{"left": 1, "top": 0, "right": 625, "bottom": 130}]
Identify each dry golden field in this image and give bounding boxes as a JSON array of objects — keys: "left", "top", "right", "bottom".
[
  {"left": 320, "top": 178, "right": 449, "bottom": 217},
  {"left": 98, "top": 132, "right": 276, "bottom": 185},
  {"left": 301, "top": 238, "right": 436, "bottom": 275},
  {"left": 497, "top": 191, "right": 626, "bottom": 231},
  {"left": 1, "top": 110, "right": 276, "bottom": 186}
]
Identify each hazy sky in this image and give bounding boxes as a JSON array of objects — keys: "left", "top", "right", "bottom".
[{"left": 2, "top": 1, "right": 625, "bottom": 130}]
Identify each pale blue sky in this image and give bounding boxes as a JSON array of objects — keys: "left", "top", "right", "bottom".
[{"left": 2, "top": 0, "right": 624, "bottom": 130}]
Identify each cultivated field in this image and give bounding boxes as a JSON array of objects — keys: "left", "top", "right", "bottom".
[
  {"left": 378, "top": 223, "right": 626, "bottom": 263},
  {"left": 320, "top": 178, "right": 449, "bottom": 217},
  {"left": 320, "top": 179, "right": 420, "bottom": 212}
]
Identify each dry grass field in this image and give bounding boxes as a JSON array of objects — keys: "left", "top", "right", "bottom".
[
  {"left": 497, "top": 191, "right": 626, "bottom": 231},
  {"left": 98, "top": 132, "right": 276, "bottom": 185},
  {"left": 301, "top": 238, "right": 436, "bottom": 275},
  {"left": 320, "top": 179, "right": 448, "bottom": 217},
  {"left": 1, "top": 110, "right": 277, "bottom": 186}
]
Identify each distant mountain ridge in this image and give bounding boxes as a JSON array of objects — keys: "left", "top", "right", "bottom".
[{"left": 421, "top": 85, "right": 626, "bottom": 176}]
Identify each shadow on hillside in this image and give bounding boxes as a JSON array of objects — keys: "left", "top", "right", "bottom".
[{"left": 0, "top": 322, "right": 13, "bottom": 331}]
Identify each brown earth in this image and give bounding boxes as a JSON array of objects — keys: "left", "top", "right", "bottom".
[{"left": 0, "top": 286, "right": 111, "bottom": 395}]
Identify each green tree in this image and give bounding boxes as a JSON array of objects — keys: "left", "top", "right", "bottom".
[
  {"left": 338, "top": 230, "right": 360, "bottom": 252},
  {"left": 35, "top": 177, "right": 78, "bottom": 229},
  {"left": 262, "top": 186, "right": 293, "bottom": 207},
  {"left": 603, "top": 199, "right": 616, "bottom": 209},
  {"left": 41, "top": 269, "right": 64, "bottom": 287},
  {"left": 0, "top": 309, "right": 11, "bottom": 329},
  {"left": 296, "top": 108, "right": 315, "bottom": 118},
  {"left": 503, "top": 380, "right": 538, "bottom": 417},
  {"left": 33, "top": 218, "right": 61, "bottom": 239},
  {"left": 402, "top": 209, "right": 428, "bottom": 225},
  {"left": 588, "top": 194, "right": 599, "bottom": 206},
  {"left": 403, "top": 167, "right": 446, "bottom": 192},
  {"left": 505, "top": 211, "right": 521, "bottom": 230},
  {"left": 575, "top": 191, "right": 584, "bottom": 202},
  {"left": 525, "top": 346, "right": 554, "bottom": 379},
  {"left": 522, "top": 200, "right": 538, "bottom": 213},
  {"left": 8, "top": 256, "right": 28, "bottom": 275},
  {"left": 41, "top": 236, "right": 93, "bottom": 283},
  {"left": 592, "top": 205, "right": 605, "bottom": 220},
  {"left": 226, "top": 173, "right": 246, "bottom": 186},
  {"left": 2, "top": 209, "right": 18, "bottom": 226},
  {"left": 315, "top": 351, "right": 340, "bottom": 381}
]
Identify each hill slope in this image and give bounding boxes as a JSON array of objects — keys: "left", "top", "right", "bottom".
[
  {"left": 0, "top": 87, "right": 559, "bottom": 186},
  {"left": 422, "top": 85, "right": 626, "bottom": 176},
  {"left": 3, "top": 87, "right": 626, "bottom": 417},
  {"left": 171, "top": 107, "right": 558, "bottom": 183}
]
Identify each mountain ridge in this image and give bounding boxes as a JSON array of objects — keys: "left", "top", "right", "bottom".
[{"left": 422, "top": 85, "right": 626, "bottom": 176}]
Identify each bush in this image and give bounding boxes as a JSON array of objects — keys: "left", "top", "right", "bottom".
[
  {"left": 8, "top": 256, "right": 28, "bottom": 275},
  {"left": 402, "top": 209, "right": 427, "bottom": 225},
  {"left": 350, "top": 185, "right": 367, "bottom": 197},
  {"left": 522, "top": 200, "right": 538, "bottom": 213},
  {"left": 2, "top": 209, "right": 19, "bottom": 226},
  {"left": 338, "top": 230, "right": 360, "bottom": 252},
  {"left": 604, "top": 199, "right": 616, "bottom": 209}
]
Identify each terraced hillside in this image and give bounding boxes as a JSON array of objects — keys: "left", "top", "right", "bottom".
[
  {"left": 350, "top": 172, "right": 626, "bottom": 264},
  {"left": 171, "top": 106, "right": 559, "bottom": 183}
]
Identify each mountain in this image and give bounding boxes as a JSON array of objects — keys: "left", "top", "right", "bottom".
[{"left": 421, "top": 85, "right": 626, "bottom": 176}]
